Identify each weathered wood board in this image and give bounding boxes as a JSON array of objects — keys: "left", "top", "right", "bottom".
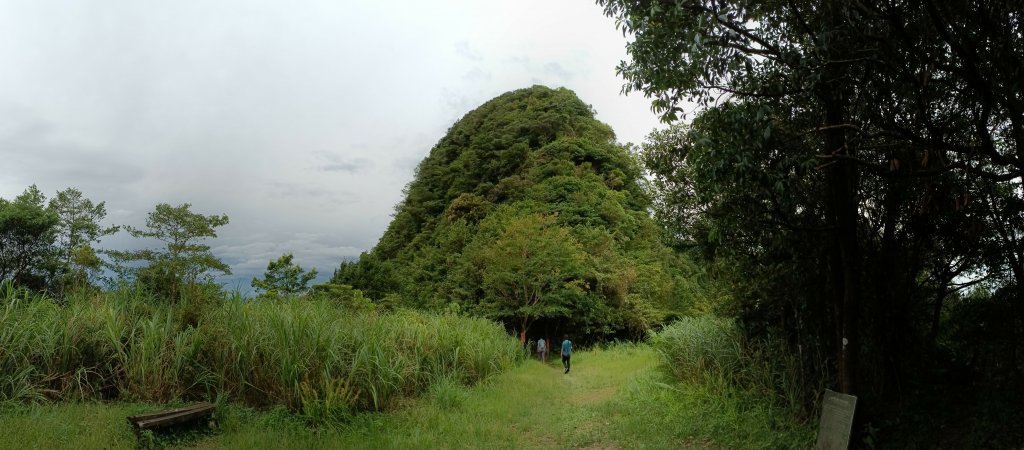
[
  {"left": 815, "top": 389, "right": 857, "bottom": 450},
  {"left": 127, "top": 402, "right": 215, "bottom": 432}
]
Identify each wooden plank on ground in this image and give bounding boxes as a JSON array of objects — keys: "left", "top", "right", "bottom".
[{"left": 127, "top": 402, "right": 215, "bottom": 431}]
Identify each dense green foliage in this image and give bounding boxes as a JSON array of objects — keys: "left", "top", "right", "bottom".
[
  {"left": 334, "top": 86, "right": 687, "bottom": 341},
  {"left": 652, "top": 317, "right": 743, "bottom": 384},
  {"left": 0, "top": 283, "right": 521, "bottom": 424},
  {"left": 652, "top": 317, "right": 818, "bottom": 416},
  {"left": 48, "top": 188, "right": 119, "bottom": 291},
  {"left": 618, "top": 338, "right": 814, "bottom": 449},
  {"left": 600, "top": 0, "right": 1024, "bottom": 445},
  {"left": 0, "top": 186, "right": 57, "bottom": 289},
  {"left": 0, "top": 186, "right": 115, "bottom": 293}
]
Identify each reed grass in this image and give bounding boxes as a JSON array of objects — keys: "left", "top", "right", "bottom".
[
  {"left": 650, "top": 316, "right": 744, "bottom": 383},
  {"left": 0, "top": 282, "right": 522, "bottom": 425},
  {"left": 651, "top": 316, "right": 822, "bottom": 416}
]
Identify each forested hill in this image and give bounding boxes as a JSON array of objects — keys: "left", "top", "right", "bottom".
[{"left": 333, "top": 85, "right": 688, "bottom": 340}]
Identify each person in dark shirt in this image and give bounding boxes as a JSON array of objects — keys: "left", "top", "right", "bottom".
[{"left": 561, "top": 335, "right": 572, "bottom": 374}]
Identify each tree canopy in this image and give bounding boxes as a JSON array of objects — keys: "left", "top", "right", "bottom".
[
  {"left": 0, "top": 186, "right": 58, "bottom": 289},
  {"left": 0, "top": 186, "right": 117, "bottom": 293},
  {"left": 48, "top": 188, "right": 118, "bottom": 292},
  {"left": 107, "top": 203, "right": 231, "bottom": 302},
  {"left": 253, "top": 253, "right": 318, "bottom": 297}
]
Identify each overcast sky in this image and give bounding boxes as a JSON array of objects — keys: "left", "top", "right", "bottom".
[{"left": 0, "top": 0, "right": 664, "bottom": 291}]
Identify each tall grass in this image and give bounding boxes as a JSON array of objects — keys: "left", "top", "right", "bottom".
[
  {"left": 651, "top": 316, "right": 743, "bottom": 383},
  {"left": 0, "top": 282, "right": 522, "bottom": 424},
  {"left": 651, "top": 316, "right": 822, "bottom": 416}
]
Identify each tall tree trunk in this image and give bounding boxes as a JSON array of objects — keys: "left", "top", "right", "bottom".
[
  {"left": 1010, "top": 255, "right": 1024, "bottom": 382},
  {"left": 877, "top": 180, "right": 908, "bottom": 398},
  {"left": 929, "top": 281, "right": 949, "bottom": 346},
  {"left": 821, "top": 0, "right": 861, "bottom": 398},
  {"left": 519, "top": 316, "right": 532, "bottom": 350},
  {"left": 826, "top": 112, "right": 861, "bottom": 395}
]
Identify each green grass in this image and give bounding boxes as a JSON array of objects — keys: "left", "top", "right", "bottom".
[
  {"left": 604, "top": 370, "right": 815, "bottom": 448},
  {"left": 0, "top": 343, "right": 813, "bottom": 449},
  {"left": 0, "top": 402, "right": 146, "bottom": 449}
]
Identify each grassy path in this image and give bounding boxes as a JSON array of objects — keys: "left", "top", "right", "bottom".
[{"left": 205, "top": 344, "right": 662, "bottom": 449}]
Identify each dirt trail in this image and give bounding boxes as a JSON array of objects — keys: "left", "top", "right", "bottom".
[{"left": 520, "top": 346, "right": 660, "bottom": 449}]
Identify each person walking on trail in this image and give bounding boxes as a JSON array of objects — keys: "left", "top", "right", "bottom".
[
  {"left": 561, "top": 335, "right": 572, "bottom": 374},
  {"left": 537, "top": 337, "right": 547, "bottom": 362}
]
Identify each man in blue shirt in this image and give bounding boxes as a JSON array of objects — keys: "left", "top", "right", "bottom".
[{"left": 561, "top": 335, "right": 572, "bottom": 374}]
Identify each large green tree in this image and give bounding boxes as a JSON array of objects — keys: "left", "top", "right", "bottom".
[
  {"left": 48, "top": 188, "right": 118, "bottom": 291},
  {"left": 0, "top": 185, "right": 58, "bottom": 289},
  {"left": 107, "top": 203, "right": 230, "bottom": 301},
  {"left": 470, "top": 211, "right": 585, "bottom": 340}
]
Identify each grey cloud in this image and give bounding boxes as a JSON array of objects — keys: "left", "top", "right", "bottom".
[
  {"left": 503, "top": 57, "right": 575, "bottom": 83},
  {"left": 392, "top": 155, "right": 422, "bottom": 173},
  {"left": 454, "top": 41, "right": 483, "bottom": 61},
  {"left": 0, "top": 107, "right": 53, "bottom": 140},
  {"left": 320, "top": 161, "right": 365, "bottom": 173},
  {"left": 505, "top": 55, "right": 531, "bottom": 65},
  {"left": 0, "top": 113, "right": 144, "bottom": 191},
  {"left": 0, "top": 0, "right": 666, "bottom": 296},
  {"left": 265, "top": 181, "right": 356, "bottom": 204},
  {"left": 312, "top": 151, "right": 372, "bottom": 173},
  {"left": 463, "top": 68, "right": 492, "bottom": 82},
  {"left": 383, "top": 130, "right": 445, "bottom": 177},
  {"left": 440, "top": 87, "right": 480, "bottom": 114},
  {"left": 543, "top": 61, "right": 573, "bottom": 80}
]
